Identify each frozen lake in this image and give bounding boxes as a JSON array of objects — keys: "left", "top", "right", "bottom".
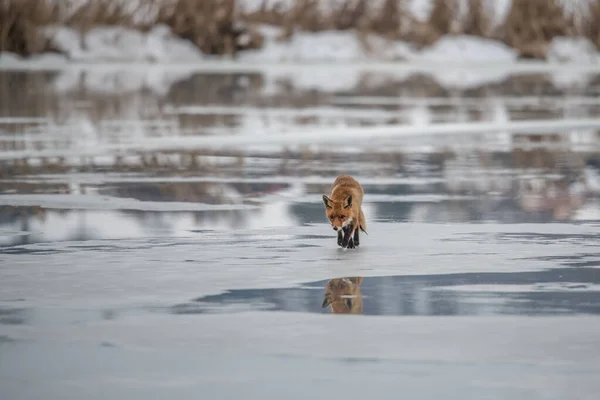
[{"left": 1, "top": 62, "right": 600, "bottom": 399}]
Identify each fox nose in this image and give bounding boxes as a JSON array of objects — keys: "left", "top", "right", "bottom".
[{"left": 333, "top": 226, "right": 338, "bottom": 231}]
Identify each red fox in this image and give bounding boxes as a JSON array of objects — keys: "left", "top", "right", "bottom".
[
  {"left": 322, "top": 277, "right": 364, "bottom": 314},
  {"left": 322, "top": 175, "right": 367, "bottom": 249}
]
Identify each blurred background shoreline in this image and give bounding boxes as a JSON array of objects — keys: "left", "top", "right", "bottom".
[{"left": 1, "top": 0, "right": 599, "bottom": 62}]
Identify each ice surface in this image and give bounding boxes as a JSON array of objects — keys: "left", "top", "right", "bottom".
[
  {"left": 0, "top": 194, "right": 258, "bottom": 211},
  {"left": 2, "top": 221, "right": 600, "bottom": 399},
  {"left": 2, "top": 222, "right": 600, "bottom": 306},
  {"left": 432, "top": 283, "right": 600, "bottom": 293},
  {"left": 1, "top": 316, "right": 598, "bottom": 400}
]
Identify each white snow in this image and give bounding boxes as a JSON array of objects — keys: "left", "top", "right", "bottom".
[
  {"left": 4, "top": 21, "right": 597, "bottom": 72},
  {"left": 43, "top": 25, "right": 203, "bottom": 62},
  {"left": 418, "top": 35, "right": 518, "bottom": 63},
  {"left": 241, "top": 28, "right": 363, "bottom": 62},
  {"left": 547, "top": 36, "right": 600, "bottom": 64},
  {"left": 240, "top": 26, "right": 416, "bottom": 62}
]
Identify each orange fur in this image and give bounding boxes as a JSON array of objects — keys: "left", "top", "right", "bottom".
[
  {"left": 322, "top": 175, "right": 367, "bottom": 248},
  {"left": 322, "top": 277, "right": 364, "bottom": 314}
]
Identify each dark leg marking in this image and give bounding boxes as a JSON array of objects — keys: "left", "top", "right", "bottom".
[
  {"left": 353, "top": 229, "right": 359, "bottom": 246},
  {"left": 337, "top": 230, "right": 343, "bottom": 246},
  {"left": 346, "top": 237, "right": 355, "bottom": 249},
  {"left": 341, "top": 226, "right": 352, "bottom": 248}
]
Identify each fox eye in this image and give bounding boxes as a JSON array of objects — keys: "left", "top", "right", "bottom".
[{"left": 340, "top": 215, "right": 345, "bottom": 220}]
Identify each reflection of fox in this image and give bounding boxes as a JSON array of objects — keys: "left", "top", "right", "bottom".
[
  {"left": 322, "top": 277, "right": 364, "bottom": 314},
  {"left": 322, "top": 175, "right": 367, "bottom": 249}
]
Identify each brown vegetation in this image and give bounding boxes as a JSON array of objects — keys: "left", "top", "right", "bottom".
[
  {"left": 502, "top": 0, "right": 574, "bottom": 59},
  {"left": 407, "top": 0, "right": 493, "bottom": 46},
  {"left": 586, "top": 0, "right": 600, "bottom": 49},
  {"left": 0, "top": 0, "right": 259, "bottom": 56},
  {"left": 156, "top": 0, "right": 260, "bottom": 55},
  {"left": 240, "top": 0, "right": 409, "bottom": 40},
  {"left": 0, "top": 0, "right": 60, "bottom": 56},
  {"left": 0, "top": 0, "right": 597, "bottom": 59}
]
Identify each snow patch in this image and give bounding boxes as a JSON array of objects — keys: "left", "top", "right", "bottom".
[
  {"left": 418, "top": 35, "right": 518, "bottom": 63},
  {"left": 43, "top": 25, "right": 203, "bottom": 62},
  {"left": 415, "top": 36, "right": 519, "bottom": 89},
  {"left": 241, "top": 27, "right": 415, "bottom": 62},
  {"left": 364, "top": 35, "right": 416, "bottom": 61},
  {"left": 547, "top": 36, "right": 600, "bottom": 64},
  {"left": 547, "top": 37, "right": 599, "bottom": 89}
]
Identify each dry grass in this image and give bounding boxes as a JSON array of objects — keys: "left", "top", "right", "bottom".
[
  {"left": 243, "top": 0, "right": 496, "bottom": 48},
  {"left": 65, "top": 1, "right": 150, "bottom": 31},
  {"left": 502, "top": 0, "right": 574, "bottom": 58},
  {"left": 585, "top": 0, "right": 600, "bottom": 49},
  {"left": 0, "top": 0, "right": 259, "bottom": 56},
  {"left": 462, "top": 0, "right": 492, "bottom": 37},
  {"left": 0, "top": 0, "right": 60, "bottom": 55},
  {"left": 405, "top": 0, "right": 493, "bottom": 46},
  {"left": 0, "top": 0, "right": 597, "bottom": 59},
  {"left": 241, "top": 0, "right": 409, "bottom": 40},
  {"left": 156, "top": 0, "right": 239, "bottom": 54}
]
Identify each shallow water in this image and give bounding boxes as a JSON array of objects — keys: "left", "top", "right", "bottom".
[{"left": 1, "top": 64, "right": 600, "bottom": 399}]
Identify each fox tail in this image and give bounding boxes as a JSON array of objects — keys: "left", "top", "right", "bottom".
[{"left": 359, "top": 209, "right": 367, "bottom": 234}]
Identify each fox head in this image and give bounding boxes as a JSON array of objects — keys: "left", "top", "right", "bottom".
[
  {"left": 322, "top": 194, "right": 353, "bottom": 231},
  {"left": 322, "top": 277, "right": 364, "bottom": 314}
]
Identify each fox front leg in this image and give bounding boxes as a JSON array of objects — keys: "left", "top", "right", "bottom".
[
  {"left": 341, "top": 226, "right": 355, "bottom": 249},
  {"left": 346, "top": 235, "right": 355, "bottom": 249},
  {"left": 337, "top": 229, "right": 343, "bottom": 247},
  {"left": 353, "top": 228, "right": 359, "bottom": 247},
  {"left": 341, "top": 226, "right": 351, "bottom": 248}
]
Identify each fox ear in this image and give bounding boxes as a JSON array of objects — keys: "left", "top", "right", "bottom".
[
  {"left": 322, "top": 195, "right": 333, "bottom": 209},
  {"left": 344, "top": 194, "right": 352, "bottom": 209},
  {"left": 322, "top": 294, "right": 333, "bottom": 308}
]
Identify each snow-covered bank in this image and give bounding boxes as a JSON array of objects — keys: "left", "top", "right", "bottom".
[
  {"left": 2, "top": 23, "right": 599, "bottom": 65},
  {"left": 2, "top": 23, "right": 598, "bottom": 98},
  {"left": 43, "top": 24, "right": 204, "bottom": 62}
]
